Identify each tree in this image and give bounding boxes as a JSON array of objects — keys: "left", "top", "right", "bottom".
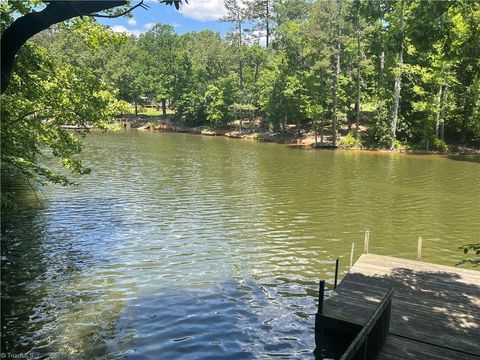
[
  {"left": 3, "top": 0, "right": 480, "bottom": 178},
  {"left": 32, "top": 20, "right": 141, "bottom": 107},
  {"left": 222, "top": 0, "right": 249, "bottom": 88},
  {"left": 389, "top": 0, "right": 405, "bottom": 150},
  {"left": 205, "top": 73, "right": 238, "bottom": 127},
  {"left": 1, "top": 41, "right": 127, "bottom": 205},
  {"left": 348, "top": 0, "right": 372, "bottom": 139},
  {"left": 136, "top": 24, "right": 177, "bottom": 116},
  {"left": 205, "top": 84, "right": 225, "bottom": 126},
  {"left": 170, "top": 30, "right": 232, "bottom": 125},
  {"left": 308, "top": 0, "right": 351, "bottom": 146},
  {"left": 0, "top": 0, "right": 182, "bottom": 93},
  {"left": 274, "top": 0, "right": 310, "bottom": 27},
  {"left": 248, "top": 0, "right": 275, "bottom": 47}
]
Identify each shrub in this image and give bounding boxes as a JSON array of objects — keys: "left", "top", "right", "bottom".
[
  {"left": 340, "top": 131, "right": 363, "bottom": 148},
  {"left": 432, "top": 138, "right": 448, "bottom": 152}
]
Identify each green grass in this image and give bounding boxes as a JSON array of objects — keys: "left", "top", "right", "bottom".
[
  {"left": 125, "top": 104, "right": 175, "bottom": 116},
  {"left": 138, "top": 107, "right": 175, "bottom": 116}
]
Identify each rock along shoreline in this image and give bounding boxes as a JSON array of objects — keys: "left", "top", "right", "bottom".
[{"left": 117, "top": 119, "right": 480, "bottom": 156}]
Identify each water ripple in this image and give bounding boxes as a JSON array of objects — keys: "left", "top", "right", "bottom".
[{"left": 2, "top": 132, "right": 479, "bottom": 359}]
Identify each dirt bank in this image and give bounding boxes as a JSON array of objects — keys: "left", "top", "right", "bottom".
[{"left": 130, "top": 120, "right": 480, "bottom": 156}]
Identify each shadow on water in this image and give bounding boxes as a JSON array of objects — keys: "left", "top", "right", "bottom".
[
  {"left": 445, "top": 154, "right": 480, "bottom": 164},
  {"left": 108, "top": 279, "right": 316, "bottom": 360},
  {"left": 2, "top": 270, "right": 318, "bottom": 359},
  {"left": 1, "top": 197, "right": 138, "bottom": 359},
  {"left": 315, "top": 266, "right": 480, "bottom": 359},
  {"left": 2, "top": 203, "right": 320, "bottom": 359},
  {"left": 1, "top": 208, "right": 49, "bottom": 354}
]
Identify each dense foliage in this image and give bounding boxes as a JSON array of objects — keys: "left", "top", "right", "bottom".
[
  {"left": 0, "top": 15, "right": 128, "bottom": 205},
  {"left": 1, "top": 0, "right": 480, "bottom": 204},
  {"left": 36, "top": 0, "right": 479, "bottom": 147}
]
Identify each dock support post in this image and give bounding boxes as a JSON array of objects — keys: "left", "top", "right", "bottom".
[
  {"left": 350, "top": 242, "right": 355, "bottom": 269},
  {"left": 318, "top": 280, "right": 325, "bottom": 314},
  {"left": 364, "top": 230, "right": 370, "bottom": 254},
  {"left": 417, "top": 236, "right": 423, "bottom": 260},
  {"left": 334, "top": 258, "right": 339, "bottom": 290}
]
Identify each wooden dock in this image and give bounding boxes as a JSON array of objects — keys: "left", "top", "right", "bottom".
[{"left": 320, "top": 254, "right": 480, "bottom": 359}]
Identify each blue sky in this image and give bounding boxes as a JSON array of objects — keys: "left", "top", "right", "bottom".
[{"left": 99, "top": 0, "right": 231, "bottom": 37}]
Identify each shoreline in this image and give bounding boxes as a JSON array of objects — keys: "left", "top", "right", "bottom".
[{"left": 119, "top": 119, "right": 480, "bottom": 156}]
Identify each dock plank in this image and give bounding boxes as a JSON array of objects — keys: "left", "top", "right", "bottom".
[
  {"left": 378, "top": 335, "right": 480, "bottom": 360},
  {"left": 322, "top": 254, "right": 480, "bottom": 357}
]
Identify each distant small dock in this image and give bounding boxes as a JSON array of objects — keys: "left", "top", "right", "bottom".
[{"left": 318, "top": 254, "right": 480, "bottom": 359}]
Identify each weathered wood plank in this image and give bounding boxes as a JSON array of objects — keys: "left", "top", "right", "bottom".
[
  {"left": 322, "top": 254, "right": 480, "bottom": 356},
  {"left": 378, "top": 335, "right": 480, "bottom": 360},
  {"left": 352, "top": 254, "right": 480, "bottom": 284}
]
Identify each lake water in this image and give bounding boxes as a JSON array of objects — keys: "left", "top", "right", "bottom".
[{"left": 2, "top": 131, "right": 479, "bottom": 359}]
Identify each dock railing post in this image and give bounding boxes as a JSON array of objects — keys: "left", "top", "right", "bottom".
[
  {"left": 417, "top": 236, "right": 423, "bottom": 260},
  {"left": 364, "top": 230, "right": 370, "bottom": 254},
  {"left": 350, "top": 242, "right": 355, "bottom": 269},
  {"left": 334, "top": 258, "right": 339, "bottom": 290},
  {"left": 318, "top": 280, "right": 325, "bottom": 314}
]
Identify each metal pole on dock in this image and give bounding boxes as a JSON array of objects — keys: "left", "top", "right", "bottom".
[
  {"left": 350, "top": 242, "right": 355, "bottom": 269},
  {"left": 318, "top": 280, "right": 325, "bottom": 314},
  {"left": 334, "top": 258, "right": 339, "bottom": 290},
  {"left": 417, "top": 236, "right": 423, "bottom": 260},
  {"left": 364, "top": 230, "right": 370, "bottom": 254}
]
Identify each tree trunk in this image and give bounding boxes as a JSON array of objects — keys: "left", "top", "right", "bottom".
[
  {"left": 379, "top": 51, "right": 385, "bottom": 90},
  {"left": 389, "top": 2, "right": 404, "bottom": 151},
  {"left": 134, "top": 100, "right": 138, "bottom": 116},
  {"left": 461, "top": 113, "right": 467, "bottom": 143},
  {"left": 266, "top": 0, "right": 270, "bottom": 48},
  {"left": 162, "top": 99, "right": 167, "bottom": 118},
  {"left": 440, "top": 85, "right": 448, "bottom": 141},
  {"left": 435, "top": 85, "right": 443, "bottom": 138},
  {"left": 440, "top": 119, "right": 445, "bottom": 142},
  {"left": 320, "top": 119, "right": 324, "bottom": 144},
  {"left": 435, "top": 84, "right": 448, "bottom": 141},
  {"left": 296, "top": 117, "right": 300, "bottom": 137},
  {"left": 240, "top": 109, "right": 243, "bottom": 132},
  {"left": 389, "top": 46, "right": 403, "bottom": 150},
  {"left": 238, "top": 21, "right": 244, "bottom": 89},
  {"left": 375, "top": 50, "right": 385, "bottom": 132},
  {"left": 0, "top": 0, "right": 126, "bottom": 94},
  {"left": 332, "top": 42, "right": 341, "bottom": 147},
  {"left": 354, "top": 12, "right": 361, "bottom": 139},
  {"left": 239, "top": 61, "right": 244, "bottom": 89}
]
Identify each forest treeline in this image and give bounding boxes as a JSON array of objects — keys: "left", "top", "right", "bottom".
[
  {"left": 41, "top": 0, "right": 480, "bottom": 148},
  {"left": 1, "top": 0, "right": 479, "bottom": 202}
]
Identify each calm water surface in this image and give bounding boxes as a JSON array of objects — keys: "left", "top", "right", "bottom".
[{"left": 2, "top": 131, "right": 479, "bottom": 359}]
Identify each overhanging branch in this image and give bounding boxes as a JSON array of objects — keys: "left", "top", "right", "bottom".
[
  {"left": 87, "top": 0, "right": 149, "bottom": 19},
  {"left": 1, "top": 1, "right": 127, "bottom": 94}
]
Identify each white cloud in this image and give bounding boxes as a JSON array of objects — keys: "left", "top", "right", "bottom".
[
  {"left": 247, "top": 29, "right": 267, "bottom": 47},
  {"left": 110, "top": 25, "right": 142, "bottom": 37},
  {"left": 110, "top": 25, "right": 129, "bottom": 33},
  {"left": 144, "top": 22, "right": 155, "bottom": 30},
  {"left": 179, "top": 0, "right": 227, "bottom": 22},
  {"left": 127, "top": 17, "right": 137, "bottom": 26}
]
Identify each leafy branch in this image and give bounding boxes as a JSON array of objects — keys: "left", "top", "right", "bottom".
[{"left": 456, "top": 244, "right": 480, "bottom": 267}]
